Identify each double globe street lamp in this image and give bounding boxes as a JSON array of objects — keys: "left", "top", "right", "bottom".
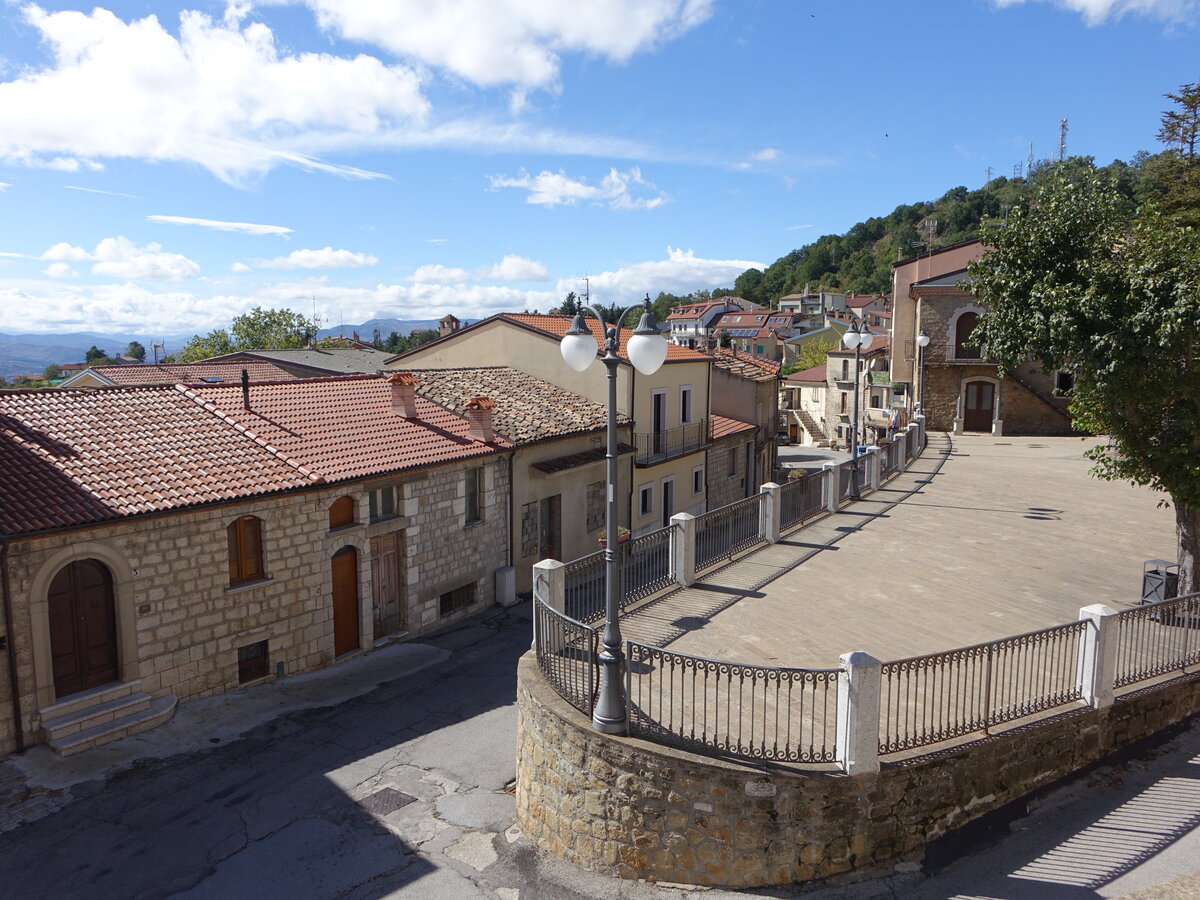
[
  {"left": 560, "top": 296, "right": 668, "bottom": 734},
  {"left": 841, "top": 317, "right": 874, "bottom": 501}
]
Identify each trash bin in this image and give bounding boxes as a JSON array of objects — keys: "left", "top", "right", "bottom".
[{"left": 1142, "top": 559, "right": 1179, "bottom": 605}]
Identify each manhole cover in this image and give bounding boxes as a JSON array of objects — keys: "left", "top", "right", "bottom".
[{"left": 358, "top": 788, "right": 417, "bottom": 815}]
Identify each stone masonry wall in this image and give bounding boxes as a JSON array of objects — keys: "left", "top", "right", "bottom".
[
  {"left": 516, "top": 652, "right": 1200, "bottom": 888},
  {"left": 707, "top": 436, "right": 751, "bottom": 511},
  {"left": 0, "top": 455, "right": 510, "bottom": 755}
]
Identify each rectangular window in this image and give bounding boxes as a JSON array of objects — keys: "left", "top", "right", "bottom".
[
  {"left": 439, "top": 582, "right": 477, "bottom": 617},
  {"left": 237, "top": 640, "right": 268, "bottom": 684},
  {"left": 692, "top": 466, "right": 704, "bottom": 495},
  {"left": 840, "top": 392, "right": 847, "bottom": 414},
  {"left": 227, "top": 515, "right": 264, "bottom": 586},
  {"left": 841, "top": 359, "right": 849, "bottom": 380},
  {"left": 369, "top": 485, "right": 396, "bottom": 522},
  {"left": 638, "top": 484, "right": 654, "bottom": 517},
  {"left": 680, "top": 385, "right": 693, "bottom": 424},
  {"left": 586, "top": 480, "right": 605, "bottom": 532},
  {"left": 727, "top": 447, "right": 738, "bottom": 477},
  {"left": 465, "top": 467, "right": 482, "bottom": 525}
]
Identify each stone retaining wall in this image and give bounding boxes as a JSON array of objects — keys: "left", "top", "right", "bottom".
[{"left": 516, "top": 652, "right": 1200, "bottom": 888}]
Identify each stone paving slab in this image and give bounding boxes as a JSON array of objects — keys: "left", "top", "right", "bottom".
[{"left": 625, "top": 432, "right": 1177, "bottom": 668}]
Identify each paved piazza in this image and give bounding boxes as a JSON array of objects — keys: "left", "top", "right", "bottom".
[{"left": 625, "top": 432, "right": 1179, "bottom": 668}]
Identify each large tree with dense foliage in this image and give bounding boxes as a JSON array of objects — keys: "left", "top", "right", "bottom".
[
  {"left": 967, "top": 160, "right": 1200, "bottom": 592},
  {"left": 173, "top": 307, "right": 321, "bottom": 363}
]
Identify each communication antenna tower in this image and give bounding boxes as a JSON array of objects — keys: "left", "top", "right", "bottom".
[
  {"left": 1014, "top": 163, "right": 1023, "bottom": 179},
  {"left": 152, "top": 342, "right": 165, "bottom": 364},
  {"left": 1027, "top": 143, "right": 1035, "bottom": 176},
  {"left": 985, "top": 166, "right": 993, "bottom": 185},
  {"left": 1058, "top": 119, "right": 1068, "bottom": 161}
]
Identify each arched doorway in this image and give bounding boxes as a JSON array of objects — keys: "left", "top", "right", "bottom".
[
  {"left": 331, "top": 547, "right": 360, "bottom": 656},
  {"left": 48, "top": 559, "right": 119, "bottom": 698},
  {"left": 963, "top": 380, "right": 995, "bottom": 432}
]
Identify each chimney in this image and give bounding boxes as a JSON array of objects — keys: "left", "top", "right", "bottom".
[
  {"left": 387, "top": 372, "right": 418, "bottom": 418},
  {"left": 464, "top": 395, "right": 496, "bottom": 443},
  {"left": 241, "top": 368, "right": 250, "bottom": 410}
]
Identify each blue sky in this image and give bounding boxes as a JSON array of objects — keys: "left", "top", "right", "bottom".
[{"left": 0, "top": 0, "right": 1196, "bottom": 339}]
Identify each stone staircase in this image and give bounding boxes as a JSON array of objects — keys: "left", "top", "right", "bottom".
[
  {"left": 795, "top": 409, "right": 828, "bottom": 446},
  {"left": 38, "top": 681, "right": 177, "bottom": 757}
]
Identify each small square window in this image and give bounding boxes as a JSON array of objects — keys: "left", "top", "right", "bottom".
[
  {"left": 638, "top": 484, "right": 654, "bottom": 517},
  {"left": 439, "top": 582, "right": 477, "bottom": 617},
  {"left": 369, "top": 486, "right": 397, "bottom": 522},
  {"left": 237, "top": 640, "right": 269, "bottom": 684},
  {"left": 727, "top": 447, "right": 738, "bottom": 477}
]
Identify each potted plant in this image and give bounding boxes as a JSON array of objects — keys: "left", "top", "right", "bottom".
[{"left": 598, "top": 525, "right": 630, "bottom": 548}]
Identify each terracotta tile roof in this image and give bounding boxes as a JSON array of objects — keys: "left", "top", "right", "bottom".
[
  {"left": 499, "top": 313, "right": 711, "bottom": 363},
  {"left": 531, "top": 443, "right": 636, "bottom": 474},
  {"left": 204, "top": 348, "right": 393, "bottom": 374},
  {"left": 710, "top": 414, "right": 757, "bottom": 440},
  {"left": 785, "top": 364, "right": 827, "bottom": 383},
  {"left": 665, "top": 302, "right": 722, "bottom": 321},
  {"left": 392, "top": 366, "right": 629, "bottom": 445},
  {"left": 67, "top": 361, "right": 297, "bottom": 386},
  {"left": 709, "top": 349, "right": 781, "bottom": 381},
  {"left": 181, "top": 374, "right": 511, "bottom": 484},
  {"left": 0, "top": 386, "right": 316, "bottom": 534}
]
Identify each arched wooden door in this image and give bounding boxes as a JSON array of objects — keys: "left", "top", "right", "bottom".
[
  {"left": 48, "top": 559, "right": 118, "bottom": 698},
  {"left": 963, "top": 381, "right": 995, "bottom": 432},
  {"left": 332, "top": 547, "right": 360, "bottom": 656}
]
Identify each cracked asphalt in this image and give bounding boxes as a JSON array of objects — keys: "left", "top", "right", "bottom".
[{"left": 2, "top": 602, "right": 1199, "bottom": 900}]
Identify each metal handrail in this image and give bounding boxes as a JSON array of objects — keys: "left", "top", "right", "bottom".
[
  {"left": 533, "top": 595, "right": 598, "bottom": 714},
  {"left": 626, "top": 639, "right": 839, "bottom": 764},
  {"left": 694, "top": 492, "right": 765, "bottom": 572},
  {"left": 1113, "top": 591, "right": 1200, "bottom": 688},
  {"left": 633, "top": 419, "right": 708, "bottom": 465}
]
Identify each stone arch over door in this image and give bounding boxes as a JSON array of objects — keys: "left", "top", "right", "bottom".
[
  {"left": 331, "top": 546, "right": 361, "bottom": 657},
  {"left": 946, "top": 304, "right": 986, "bottom": 361},
  {"left": 28, "top": 542, "right": 139, "bottom": 710},
  {"left": 954, "top": 375, "right": 1002, "bottom": 435}
]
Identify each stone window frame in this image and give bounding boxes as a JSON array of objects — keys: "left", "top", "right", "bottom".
[
  {"left": 947, "top": 303, "right": 986, "bottom": 361},
  {"left": 638, "top": 483, "right": 654, "bottom": 517},
  {"left": 368, "top": 484, "right": 399, "bottom": 523}
]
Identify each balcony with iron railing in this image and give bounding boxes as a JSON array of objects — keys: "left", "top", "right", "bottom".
[{"left": 633, "top": 418, "right": 707, "bottom": 466}]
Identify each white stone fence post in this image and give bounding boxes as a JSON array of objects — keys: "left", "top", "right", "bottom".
[
  {"left": 760, "top": 482, "right": 782, "bottom": 544},
  {"left": 532, "top": 559, "right": 565, "bottom": 649},
  {"left": 670, "top": 513, "right": 696, "bottom": 588},
  {"left": 1077, "top": 604, "right": 1119, "bottom": 709},
  {"left": 836, "top": 651, "right": 881, "bottom": 775},
  {"left": 822, "top": 462, "right": 839, "bottom": 514}
]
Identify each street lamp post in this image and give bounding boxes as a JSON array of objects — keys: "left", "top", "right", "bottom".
[
  {"left": 841, "top": 317, "right": 874, "bottom": 500},
  {"left": 560, "top": 295, "right": 668, "bottom": 734},
  {"left": 916, "top": 327, "right": 930, "bottom": 416}
]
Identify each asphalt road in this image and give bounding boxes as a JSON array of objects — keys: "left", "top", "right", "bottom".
[{"left": 1, "top": 601, "right": 1198, "bottom": 900}]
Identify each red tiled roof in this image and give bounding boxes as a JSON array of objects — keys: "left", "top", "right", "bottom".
[
  {"left": 710, "top": 414, "right": 757, "bottom": 440},
  {"left": 785, "top": 364, "right": 827, "bottom": 383},
  {"left": 709, "top": 349, "right": 781, "bottom": 381},
  {"left": 181, "top": 375, "right": 511, "bottom": 484},
  {"left": 0, "top": 386, "right": 316, "bottom": 534},
  {"left": 499, "top": 314, "right": 711, "bottom": 363},
  {"left": 69, "top": 361, "right": 298, "bottom": 386}
]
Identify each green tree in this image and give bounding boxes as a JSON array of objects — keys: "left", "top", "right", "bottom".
[
  {"left": 968, "top": 162, "right": 1200, "bottom": 592},
  {"left": 175, "top": 307, "right": 320, "bottom": 363},
  {"left": 125, "top": 341, "right": 146, "bottom": 361},
  {"left": 42, "top": 364, "right": 62, "bottom": 381},
  {"left": 85, "top": 345, "right": 107, "bottom": 363},
  {"left": 552, "top": 291, "right": 581, "bottom": 315},
  {"left": 789, "top": 336, "right": 840, "bottom": 373},
  {"left": 1151, "top": 82, "right": 1200, "bottom": 226}
]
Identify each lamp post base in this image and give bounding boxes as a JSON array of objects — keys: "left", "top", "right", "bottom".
[{"left": 592, "top": 649, "right": 628, "bottom": 735}]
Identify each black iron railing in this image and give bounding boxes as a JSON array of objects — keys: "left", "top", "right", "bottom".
[{"left": 634, "top": 419, "right": 707, "bottom": 466}]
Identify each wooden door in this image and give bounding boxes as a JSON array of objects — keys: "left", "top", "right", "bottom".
[
  {"left": 48, "top": 560, "right": 118, "bottom": 698},
  {"left": 963, "top": 381, "right": 994, "bottom": 432},
  {"left": 661, "top": 479, "right": 674, "bottom": 529},
  {"left": 370, "top": 531, "right": 406, "bottom": 638},
  {"left": 332, "top": 547, "right": 359, "bottom": 656}
]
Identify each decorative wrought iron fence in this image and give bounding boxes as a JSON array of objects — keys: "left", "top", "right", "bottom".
[
  {"left": 695, "top": 493, "right": 764, "bottom": 572},
  {"left": 780, "top": 472, "right": 824, "bottom": 529},
  {"left": 621, "top": 527, "right": 674, "bottom": 603},
  {"left": 879, "top": 620, "right": 1087, "bottom": 755},
  {"left": 1114, "top": 592, "right": 1200, "bottom": 689},
  {"left": 534, "top": 598, "right": 597, "bottom": 715},
  {"left": 563, "top": 550, "right": 606, "bottom": 624},
  {"left": 626, "top": 641, "right": 839, "bottom": 764}
]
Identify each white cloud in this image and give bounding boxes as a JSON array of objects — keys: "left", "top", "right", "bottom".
[
  {"left": 65, "top": 185, "right": 139, "bottom": 198},
  {"left": 751, "top": 147, "right": 780, "bottom": 162},
  {"left": 556, "top": 247, "right": 765, "bottom": 305},
  {"left": 39, "top": 236, "right": 200, "bottom": 281},
  {"left": 255, "top": 247, "right": 379, "bottom": 269},
  {"left": 298, "top": 0, "right": 713, "bottom": 90},
  {"left": 990, "top": 0, "right": 1197, "bottom": 24},
  {"left": 409, "top": 264, "right": 471, "bottom": 283},
  {"left": 231, "top": 262, "right": 251, "bottom": 273},
  {"left": 785, "top": 224, "right": 813, "bottom": 231},
  {"left": 0, "top": 182, "right": 9, "bottom": 191},
  {"left": 43, "top": 262, "right": 80, "bottom": 278},
  {"left": 489, "top": 166, "right": 668, "bottom": 210},
  {"left": 0, "top": 5, "right": 428, "bottom": 183},
  {"left": 148, "top": 215, "right": 293, "bottom": 236},
  {"left": 476, "top": 254, "right": 549, "bottom": 281}
]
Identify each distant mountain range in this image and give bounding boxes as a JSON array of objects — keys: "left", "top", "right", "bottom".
[{"left": 0, "top": 319, "right": 452, "bottom": 377}]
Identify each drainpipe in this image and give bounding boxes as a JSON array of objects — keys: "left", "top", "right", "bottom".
[{"left": 0, "top": 532, "right": 25, "bottom": 753}]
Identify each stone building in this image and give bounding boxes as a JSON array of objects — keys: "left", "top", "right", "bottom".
[
  {"left": 0, "top": 374, "right": 512, "bottom": 756},
  {"left": 891, "top": 241, "right": 1073, "bottom": 435}
]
